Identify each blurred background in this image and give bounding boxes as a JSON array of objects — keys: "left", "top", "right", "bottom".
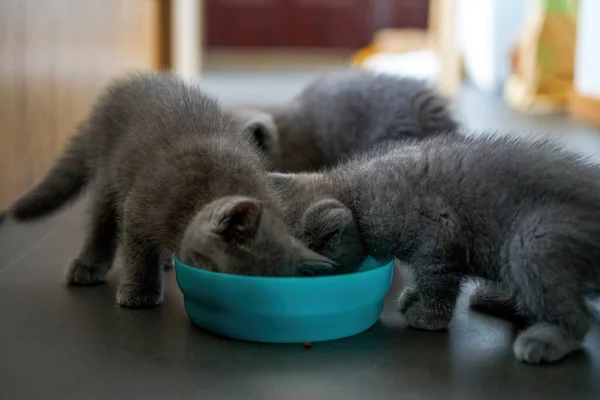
[{"left": 1, "top": 0, "right": 599, "bottom": 211}]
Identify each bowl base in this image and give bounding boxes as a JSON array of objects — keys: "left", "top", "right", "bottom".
[{"left": 184, "top": 297, "right": 385, "bottom": 343}]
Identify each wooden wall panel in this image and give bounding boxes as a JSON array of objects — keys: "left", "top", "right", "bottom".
[{"left": 0, "top": 0, "right": 164, "bottom": 210}]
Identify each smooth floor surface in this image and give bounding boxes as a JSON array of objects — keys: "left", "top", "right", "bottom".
[{"left": 1, "top": 75, "right": 600, "bottom": 399}]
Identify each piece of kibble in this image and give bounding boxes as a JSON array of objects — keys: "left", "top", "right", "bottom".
[{"left": 303, "top": 342, "right": 312, "bottom": 349}]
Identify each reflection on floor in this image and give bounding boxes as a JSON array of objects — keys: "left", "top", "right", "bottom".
[{"left": 1, "top": 71, "right": 599, "bottom": 399}]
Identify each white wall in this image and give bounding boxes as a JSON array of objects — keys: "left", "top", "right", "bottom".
[
  {"left": 458, "top": 0, "right": 526, "bottom": 92},
  {"left": 171, "top": 0, "right": 203, "bottom": 80},
  {"left": 575, "top": 0, "right": 600, "bottom": 98}
]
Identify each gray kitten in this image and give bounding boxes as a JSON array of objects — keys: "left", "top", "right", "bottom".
[
  {"left": 228, "top": 68, "right": 459, "bottom": 172},
  {"left": 269, "top": 134, "right": 600, "bottom": 364},
  {"left": 7, "top": 73, "right": 334, "bottom": 308}
]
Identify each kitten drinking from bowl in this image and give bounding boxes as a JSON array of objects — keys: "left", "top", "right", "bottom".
[
  {"left": 6, "top": 73, "right": 334, "bottom": 308},
  {"left": 268, "top": 134, "right": 600, "bottom": 364}
]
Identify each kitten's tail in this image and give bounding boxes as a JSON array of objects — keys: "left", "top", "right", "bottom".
[{"left": 9, "top": 128, "right": 92, "bottom": 221}]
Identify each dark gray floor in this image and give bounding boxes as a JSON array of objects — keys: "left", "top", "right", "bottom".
[{"left": 1, "top": 78, "right": 600, "bottom": 399}]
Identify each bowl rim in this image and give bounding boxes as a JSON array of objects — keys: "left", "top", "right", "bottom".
[{"left": 173, "top": 256, "right": 394, "bottom": 283}]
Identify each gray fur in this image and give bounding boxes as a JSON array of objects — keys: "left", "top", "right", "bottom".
[
  {"left": 270, "top": 134, "right": 600, "bottom": 364},
  {"left": 228, "top": 68, "right": 459, "bottom": 172},
  {"left": 469, "top": 280, "right": 527, "bottom": 324},
  {"left": 10, "top": 123, "right": 91, "bottom": 220},
  {"left": 8, "top": 73, "right": 334, "bottom": 308}
]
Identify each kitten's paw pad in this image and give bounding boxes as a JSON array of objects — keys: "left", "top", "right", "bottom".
[
  {"left": 513, "top": 326, "right": 575, "bottom": 364},
  {"left": 66, "top": 259, "right": 107, "bottom": 286},
  {"left": 397, "top": 287, "right": 451, "bottom": 331},
  {"left": 116, "top": 283, "right": 163, "bottom": 308}
]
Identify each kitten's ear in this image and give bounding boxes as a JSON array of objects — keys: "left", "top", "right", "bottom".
[
  {"left": 301, "top": 199, "right": 354, "bottom": 249},
  {"left": 241, "top": 113, "right": 278, "bottom": 153},
  {"left": 293, "top": 242, "right": 338, "bottom": 276},
  {"left": 212, "top": 197, "right": 263, "bottom": 245}
]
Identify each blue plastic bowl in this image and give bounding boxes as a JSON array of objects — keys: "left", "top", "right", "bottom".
[{"left": 174, "top": 256, "right": 394, "bottom": 343}]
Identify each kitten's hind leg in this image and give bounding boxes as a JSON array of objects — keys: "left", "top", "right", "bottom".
[
  {"left": 66, "top": 190, "right": 118, "bottom": 285},
  {"left": 469, "top": 280, "right": 528, "bottom": 324},
  {"left": 116, "top": 232, "right": 164, "bottom": 308},
  {"left": 508, "top": 214, "right": 592, "bottom": 364}
]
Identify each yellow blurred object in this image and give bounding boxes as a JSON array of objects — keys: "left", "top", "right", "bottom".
[
  {"left": 351, "top": 45, "right": 377, "bottom": 66},
  {"left": 504, "top": 0, "right": 579, "bottom": 114},
  {"left": 351, "top": 29, "right": 430, "bottom": 66}
]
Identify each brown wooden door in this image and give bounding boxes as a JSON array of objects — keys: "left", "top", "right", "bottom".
[
  {"left": 206, "top": 0, "right": 430, "bottom": 49},
  {"left": 0, "top": 0, "right": 164, "bottom": 210}
]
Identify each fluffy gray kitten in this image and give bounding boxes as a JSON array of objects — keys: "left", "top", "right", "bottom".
[
  {"left": 7, "top": 73, "right": 333, "bottom": 308},
  {"left": 269, "top": 134, "right": 600, "bottom": 364},
  {"left": 228, "top": 68, "right": 459, "bottom": 172}
]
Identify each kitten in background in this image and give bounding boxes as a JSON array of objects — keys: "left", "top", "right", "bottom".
[
  {"left": 228, "top": 68, "right": 459, "bottom": 172},
  {"left": 269, "top": 134, "right": 600, "bottom": 364},
  {"left": 6, "top": 73, "right": 334, "bottom": 308}
]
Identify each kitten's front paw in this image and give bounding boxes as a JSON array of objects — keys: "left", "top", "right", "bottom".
[
  {"left": 397, "top": 287, "right": 451, "bottom": 331},
  {"left": 116, "top": 283, "right": 163, "bottom": 308},
  {"left": 66, "top": 259, "right": 107, "bottom": 286},
  {"left": 513, "top": 324, "right": 579, "bottom": 364}
]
